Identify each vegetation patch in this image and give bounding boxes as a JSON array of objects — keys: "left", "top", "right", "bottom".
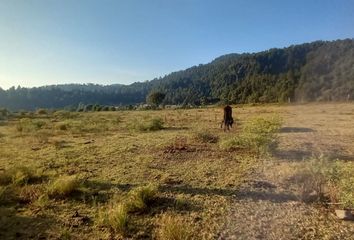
[
  {"left": 125, "top": 184, "right": 158, "bottom": 213},
  {"left": 47, "top": 175, "right": 80, "bottom": 199},
  {"left": 156, "top": 213, "right": 193, "bottom": 240},
  {"left": 193, "top": 131, "right": 219, "bottom": 143},
  {"left": 128, "top": 117, "right": 164, "bottom": 132},
  {"left": 16, "top": 118, "right": 48, "bottom": 132},
  {"left": 96, "top": 203, "right": 129, "bottom": 236},
  {"left": 289, "top": 155, "right": 342, "bottom": 204},
  {"left": 220, "top": 116, "right": 282, "bottom": 154},
  {"left": 0, "top": 166, "right": 42, "bottom": 186}
]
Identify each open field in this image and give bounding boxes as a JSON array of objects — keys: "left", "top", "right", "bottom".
[{"left": 0, "top": 103, "right": 354, "bottom": 239}]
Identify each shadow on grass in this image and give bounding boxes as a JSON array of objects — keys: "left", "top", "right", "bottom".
[
  {"left": 163, "top": 126, "right": 189, "bottom": 131},
  {"left": 280, "top": 127, "right": 315, "bottom": 133},
  {"left": 0, "top": 207, "right": 55, "bottom": 239},
  {"left": 160, "top": 184, "right": 297, "bottom": 203},
  {"left": 273, "top": 149, "right": 313, "bottom": 161}
]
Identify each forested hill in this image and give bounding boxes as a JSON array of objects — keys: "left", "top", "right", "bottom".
[{"left": 1, "top": 39, "right": 354, "bottom": 110}]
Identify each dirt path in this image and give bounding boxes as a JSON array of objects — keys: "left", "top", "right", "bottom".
[{"left": 218, "top": 104, "right": 354, "bottom": 240}]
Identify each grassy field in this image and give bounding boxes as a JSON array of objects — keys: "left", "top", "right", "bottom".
[{"left": 0, "top": 103, "right": 353, "bottom": 239}]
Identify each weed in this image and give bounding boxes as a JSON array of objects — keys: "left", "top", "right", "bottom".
[{"left": 156, "top": 213, "right": 193, "bottom": 240}]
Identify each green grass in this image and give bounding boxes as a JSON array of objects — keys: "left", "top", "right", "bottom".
[{"left": 220, "top": 116, "right": 282, "bottom": 154}]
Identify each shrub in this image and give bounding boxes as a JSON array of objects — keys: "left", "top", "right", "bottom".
[
  {"left": 156, "top": 213, "right": 193, "bottom": 240},
  {"left": 48, "top": 175, "right": 80, "bottom": 198},
  {"left": 193, "top": 131, "right": 219, "bottom": 143},
  {"left": 220, "top": 116, "right": 282, "bottom": 154},
  {"left": 97, "top": 203, "right": 129, "bottom": 235},
  {"left": 125, "top": 184, "right": 158, "bottom": 213}
]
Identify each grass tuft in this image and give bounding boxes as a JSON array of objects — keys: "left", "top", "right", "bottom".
[
  {"left": 193, "top": 131, "right": 219, "bottom": 143},
  {"left": 156, "top": 213, "right": 193, "bottom": 240},
  {"left": 47, "top": 175, "right": 80, "bottom": 198},
  {"left": 129, "top": 118, "right": 164, "bottom": 132},
  {"left": 0, "top": 166, "right": 40, "bottom": 186},
  {"left": 96, "top": 204, "right": 129, "bottom": 236},
  {"left": 125, "top": 184, "right": 158, "bottom": 213}
]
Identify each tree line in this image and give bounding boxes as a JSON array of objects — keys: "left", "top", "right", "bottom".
[{"left": 0, "top": 39, "right": 353, "bottom": 110}]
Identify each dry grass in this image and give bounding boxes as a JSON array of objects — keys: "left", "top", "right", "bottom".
[
  {"left": 0, "top": 166, "right": 40, "bottom": 186},
  {"left": 47, "top": 175, "right": 80, "bottom": 198},
  {"left": 0, "top": 103, "right": 353, "bottom": 239},
  {"left": 97, "top": 203, "right": 129, "bottom": 236},
  {"left": 125, "top": 184, "right": 158, "bottom": 213},
  {"left": 156, "top": 213, "right": 193, "bottom": 240}
]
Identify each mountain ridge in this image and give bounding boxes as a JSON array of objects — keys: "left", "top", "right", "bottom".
[{"left": 1, "top": 38, "right": 353, "bottom": 110}]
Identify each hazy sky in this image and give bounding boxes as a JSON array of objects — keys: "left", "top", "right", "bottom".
[{"left": 0, "top": 0, "right": 353, "bottom": 89}]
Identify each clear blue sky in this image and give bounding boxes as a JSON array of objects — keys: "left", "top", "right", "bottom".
[{"left": 0, "top": 0, "right": 353, "bottom": 89}]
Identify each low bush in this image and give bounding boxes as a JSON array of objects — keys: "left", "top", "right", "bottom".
[
  {"left": 48, "top": 175, "right": 80, "bottom": 198},
  {"left": 156, "top": 213, "right": 193, "bottom": 240}
]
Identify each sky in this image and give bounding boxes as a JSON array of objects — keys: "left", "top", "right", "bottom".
[{"left": 0, "top": 0, "right": 354, "bottom": 90}]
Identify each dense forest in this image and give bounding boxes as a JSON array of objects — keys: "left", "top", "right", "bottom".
[{"left": 1, "top": 39, "right": 353, "bottom": 110}]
